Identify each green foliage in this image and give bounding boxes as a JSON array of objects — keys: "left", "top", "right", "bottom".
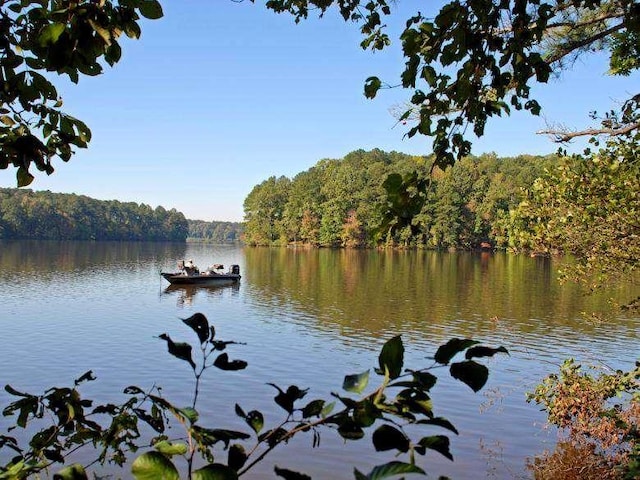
[
  {"left": 0, "top": 0, "right": 163, "bottom": 186},
  {"left": 262, "top": 0, "right": 639, "bottom": 169},
  {"left": 242, "top": 175, "right": 292, "bottom": 245},
  {"left": 187, "top": 220, "right": 243, "bottom": 244},
  {"left": 242, "top": 149, "right": 557, "bottom": 249},
  {"left": 0, "top": 188, "right": 188, "bottom": 241},
  {"left": 507, "top": 126, "right": 639, "bottom": 301},
  {"left": 1, "top": 313, "right": 507, "bottom": 479}
]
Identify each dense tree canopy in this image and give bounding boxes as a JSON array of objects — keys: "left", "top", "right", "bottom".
[
  {"left": 242, "top": 149, "right": 558, "bottom": 249},
  {"left": 187, "top": 219, "right": 243, "bottom": 243},
  {"left": 0, "top": 187, "right": 188, "bottom": 241},
  {"left": 0, "top": 0, "right": 162, "bottom": 186}
]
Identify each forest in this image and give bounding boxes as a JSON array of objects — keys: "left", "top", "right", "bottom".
[
  {"left": 0, "top": 188, "right": 188, "bottom": 241},
  {"left": 187, "top": 219, "right": 243, "bottom": 244},
  {"left": 0, "top": 188, "right": 243, "bottom": 243},
  {"left": 242, "top": 149, "right": 560, "bottom": 250}
]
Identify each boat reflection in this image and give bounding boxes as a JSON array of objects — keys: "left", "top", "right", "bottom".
[{"left": 162, "top": 283, "right": 240, "bottom": 307}]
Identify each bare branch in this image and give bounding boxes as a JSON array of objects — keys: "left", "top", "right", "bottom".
[{"left": 537, "top": 121, "right": 640, "bottom": 142}]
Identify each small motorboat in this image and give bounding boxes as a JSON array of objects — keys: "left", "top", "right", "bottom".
[{"left": 161, "top": 260, "right": 241, "bottom": 286}]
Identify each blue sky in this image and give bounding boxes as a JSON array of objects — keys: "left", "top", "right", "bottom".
[{"left": 0, "top": 1, "right": 637, "bottom": 222}]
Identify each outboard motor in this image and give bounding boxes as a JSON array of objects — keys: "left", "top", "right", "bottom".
[{"left": 230, "top": 265, "right": 240, "bottom": 275}]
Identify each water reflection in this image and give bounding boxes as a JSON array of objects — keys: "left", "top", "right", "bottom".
[
  {"left": 243, "top": 247, "right": 638, "bottom": 345},
  {"left": 0, "top": 239, "right": 188, "bottom": 275},
  {"left": 162, "top": 283, "right": 240, "bottom": 307},
  {"left": 0, "top": 242, "right": 637, "bottom": 479}
]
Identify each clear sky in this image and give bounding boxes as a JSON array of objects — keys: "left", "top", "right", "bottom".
[{"left": 0, "top": 1, "right": 637, "bottom": 222}]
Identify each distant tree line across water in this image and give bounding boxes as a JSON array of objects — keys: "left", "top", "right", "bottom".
[
  {"left": 0, "top": 188, "right": 189, "bottom": 241},
  {"left": 0, "top": 148, "right": 566, "bottom": 248},
  {"left": 242, "top": 149, "right": 561, "bottom": 249},
  {"left": 187, "top": 219, "right": 243, "bottom": 244}
]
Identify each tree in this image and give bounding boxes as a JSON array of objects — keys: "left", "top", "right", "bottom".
[
  {"left": 242, "top": 176, "right": 291, "bottom": 245},
  {"left": 0, "top": 0, "right": 163, "bottom": 187},
  {"left": 507, "top": 127, "right": 639, "bottom": 306},
  {"left": 261, "top": 0, "right": 639, "bottom": 169}
]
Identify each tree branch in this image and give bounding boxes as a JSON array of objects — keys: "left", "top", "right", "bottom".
[
  {"left": 544, "top": 21, "right": 626, "bottom": 65},
  {"left": 537, "top": 121, "right": 640, "bottom": 142}
]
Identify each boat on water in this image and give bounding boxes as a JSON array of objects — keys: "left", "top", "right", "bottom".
[{"left": 161, "top": 260, "right": 241, "bottom": 286}]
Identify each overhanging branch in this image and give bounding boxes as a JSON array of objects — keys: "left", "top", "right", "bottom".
[{"left": 537, "top": 121, "right": 640, "bottom": 142}]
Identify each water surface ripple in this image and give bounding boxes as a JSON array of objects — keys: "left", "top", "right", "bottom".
[{"left": 0, "top": 241, "right": 637, "bottom": 479}]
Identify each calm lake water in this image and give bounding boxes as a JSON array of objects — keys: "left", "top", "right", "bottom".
[{"left": 1, "top": 240, "right": 638, "bottom": 479}]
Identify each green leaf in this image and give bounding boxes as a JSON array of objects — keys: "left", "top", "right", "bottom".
[
  {"left": 337, "top": 419, "right": 364, "bottom": 440},
  {"left": 450, "top": 361, "right": 489, "bottom": 392},
  {"left": 38, "top": 23, "right": 65, "bottom": 47},
  {"left": 258, "top": 427, "right": 288, "bottom": 448},
  {"left": 343, "top": 370, "right": 370, "bottom": 394},
  {"left": 274, "top": 466, "right": 312, "bottom": 479},
  {"left": 396, "top": 388, "right": 433, "bottom": 416},
  {"left": 245, "top": 410, "right": 264, "bottom": 434},
  {"left": 154, "top": 440, "right": 187, "bottom": 456},
  {"left": 364, "top": 76, "right": 382, "bottom": 98},
  {"left": 131, "top": 451, "right": 179, "bottom": 480},
  {"left": 268, "top": 384, "right": 308, "bottom": 414},
  {"left": 416, "top": 417, "right": 459, "bottom": 434},
  {"left": 353, "top": 399, "right": 380, "bottom": 427},
  {"left": 354, "top": 461, "right": 425, "bottom": 479},
  {"left": 321, "top": 401, "right": 335, "bottom": 417},
  {"left": 182, "top": 313, "right": 209, "bottom": 344},
  {"left": 390, "top": 371, "right": 438, "bottom": 391},
  {"left": 378, "top": 335, "right": 404, "bottom": 379},
  {"left": 413, "top": 371, "right": 437, "bottom": 390},
  {"left": 464, "top": 346, "right": 509, "bottom": 360},
  {"left": 372, "top": 425, "right": 409, "bottom": 452},
  {"left": 138, "top": 0, "right": 164, "bottom": 19},
  {"left": 301, "top": 399, "right": 325, "bottom": 418},
  {"left": 434, "top": 338, "right": 479, "bottom": 365},
  {"left": 191, "top": 426, "right": 251, "bottom": 449},
  {"left": 17, "top": 167, "right": 34, "bottom": 188},
  {"left": 53, "top": 463, "right": 88, "bottom": 480},
  {"left": 177, "top": 406, "right": 198, "bottom": 424},
  {"left": 228, "top": 444, "right": 247, "bottom": 471},
  {"left": 192, "top": 464, "right": 239, "bottom": 480},
  {"left": 417, "top": 435, "right": 453, "bottom": 460}
]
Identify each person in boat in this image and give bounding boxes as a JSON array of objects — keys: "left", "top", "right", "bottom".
[{"left": 183, "top": 259, "right": 199, "bottom": 275}]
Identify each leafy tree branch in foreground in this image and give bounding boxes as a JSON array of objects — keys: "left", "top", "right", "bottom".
[
  {"left": 0, "top": 0, "right": 163, "bottom": 186},
  {"left": 260, "top": 0, "right": 639, "bottom": 169},
  {"left": 1, "top": 313, "right": 508, "bottom": 479}
]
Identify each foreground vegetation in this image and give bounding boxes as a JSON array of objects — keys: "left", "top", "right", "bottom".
[
  {"left": 0, "top": 0, "right": 637, "bottom": 478},
  {"left": 1, "top": 313, "right": 508, "bottom": 479},
  {"left": 527, "top": 360, "right": 639, "bottom": 480}
]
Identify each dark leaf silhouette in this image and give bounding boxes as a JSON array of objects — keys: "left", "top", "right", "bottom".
[{"left": 158, "top": 334, "right": 195, "bottom": 370}]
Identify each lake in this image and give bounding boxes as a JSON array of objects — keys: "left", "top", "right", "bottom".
[{"left": 0, "top": 240, "right": 637, "bottom": 479}]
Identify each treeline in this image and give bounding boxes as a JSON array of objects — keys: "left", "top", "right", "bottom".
[
  {"left": 187, "top": 220, "right": 243, "bottom": 243},
  {"left": 0, "top": 188, "right": 188, "bottom": 241},
  {"left": 242, "top": 149, "right": 559, "bottom": 249}
]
